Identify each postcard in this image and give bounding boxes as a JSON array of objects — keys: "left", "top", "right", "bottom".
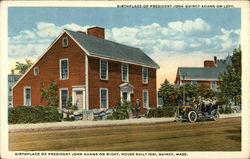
[{"left": 0, "top": 1, "right": 249, "bottom": 159}]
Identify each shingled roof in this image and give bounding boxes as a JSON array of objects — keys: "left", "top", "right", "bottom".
[
  {"left": 65, "top": 29, "right": 159, "bottom": 68},
  {"left": 177, "top": 60, "right": 228, "bottom": 80}
]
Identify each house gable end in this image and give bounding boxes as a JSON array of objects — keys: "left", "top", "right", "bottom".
[{"left": 13, "top": 30, "right": 87, "bottom": 90}]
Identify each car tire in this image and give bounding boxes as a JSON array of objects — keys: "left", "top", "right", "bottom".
[
  {"left": 188, "top": 111, "right": 197, "bottom": 123},
  {"left": 174, "top": 112, "right": 182, "bottom": 122},
  {"left": 213, "top": 111, "right": 220, "bottom": 121}
]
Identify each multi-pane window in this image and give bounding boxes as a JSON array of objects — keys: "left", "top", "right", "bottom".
[
  {"left": 34, "top": 67, "right": 39, "bottom": 76},
  {"left": 61, "top": 89, "right": 68, "bottom": 109},
  {"left": 142, "top": 67, "right": 148, "bottom": 84},
  {"left": 24, "top": 87, "right": 31, "bottom": 106},
  {"left": 143, "top": 90, "right": 149, "bottom": 108},
  {"left": 60, "top": 59, "right": 68, "bottom": 80},
  {"left": 100, "top": 88, "right": 108, "bottom": 109},
  {"left": 100, "top": 59, "right": 108, "bottom": 79},
  {"left": 211, "top": 81, "right": 217, "bottom": 89},
  {"left": 62, "top": 37, "right": 68, "bottom": 47},
  {"left": 122, "top": 63, "right": 129, "bottom": 82}
]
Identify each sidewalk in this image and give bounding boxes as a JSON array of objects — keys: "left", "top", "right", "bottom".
[{"left": 9, "top": 113, "right": 241, "bottom": 133}]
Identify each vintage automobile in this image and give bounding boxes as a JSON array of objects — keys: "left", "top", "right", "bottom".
[{"left": 175, "top": 102, "right": 220, "bottom": 122}]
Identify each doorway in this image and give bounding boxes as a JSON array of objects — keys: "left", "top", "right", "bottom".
[{"left": 72, "top": 86, "right": 86, "bottom": 110}]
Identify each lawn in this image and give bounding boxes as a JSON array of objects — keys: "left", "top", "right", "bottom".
[{"left": 9, "top": 117, "right": 241, "bottom": 151}]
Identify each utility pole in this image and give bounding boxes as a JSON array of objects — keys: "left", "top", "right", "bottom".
[{"left": 181, "top": 72, "right": 186, "bottom": 106}]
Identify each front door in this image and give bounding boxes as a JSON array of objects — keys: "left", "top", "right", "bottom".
[
  {"left": 72, "top": 86, "right": 86, "bottom": 110},
  {"left": 122, "top": 92, "right": 128, "bottom": 101},
  {"left": 75, "top": 91, "right": 83, "bottom": 109},
  {"left": 119, "top": 83, "right": 134, "bottom": 103}
]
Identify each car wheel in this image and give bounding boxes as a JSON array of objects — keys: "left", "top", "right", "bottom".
[
  {"left": 188, "top": 111, "right": 197, "bottom": 123},
  {"left": 213, "top": 111, "right": 220, "bottom": 121},
  {"left": 174, "top": 112, "right": 182, "bottom": 122}
]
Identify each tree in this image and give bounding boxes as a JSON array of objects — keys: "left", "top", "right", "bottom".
[
  {"left": 218, "top": 65, "right": 241, "bottom": 105},
  {"left": 198, "top": 85, "right": 215, "bottom": 98},
  {"left": 159, "top": 80, "right": 217, "bottom": 106},
  {"left": 232, "top": 45, "right": 241, "bottom": 75},
  {"left": 176, "top": 83, "right": 199, "bottom": 104},
  {"left": 15, "top": 59, "right": 33, "bottom": 74},
  {"left": 158, "top": 79, "right": 177, "bottom": 105},
  {"left": 218, "top": 46, "right": 241, "bottom": 105},
  {"left": 40, "top": 82, "right": 59, "bottom": 107}
]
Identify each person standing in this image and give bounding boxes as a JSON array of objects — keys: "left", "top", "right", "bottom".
[{"left": 135, "top": 99, "right": 140, "bottom": 118}]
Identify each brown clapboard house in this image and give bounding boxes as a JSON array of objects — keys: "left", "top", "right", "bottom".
[
  {"left": 13, "top": 26, "right": 159, "bottom": 113},
  {"left": 175, "top": 56, "right": 230, "bottom": 89}
]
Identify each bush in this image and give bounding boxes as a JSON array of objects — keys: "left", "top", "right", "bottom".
[
  {"left": 8, "top": 106, "right": 62, "bottom": 124},
  {"left": 107, "top": 100, "right": 134, "bottom": 120},
  {"left": 219, "top": 106, "right": 233, "bottom": 114},
  {"left": 145, "top": 105, "right": 176, "bottom": 118}
]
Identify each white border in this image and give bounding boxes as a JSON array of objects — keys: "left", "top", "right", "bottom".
[{"left": 1, "top": 1, "right": 250, "bottom": 159}]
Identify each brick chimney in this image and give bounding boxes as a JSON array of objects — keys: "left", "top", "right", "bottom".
[
  {"left": 204, "top": 60, "right": 215, "bottom": 67},
  {"left": 214, "top": 56, "right": 217, "bottom": 67},
  {"left": 11, "top": 69, "right": 15, "bottom": 75},
  {"left": 87, "top": 26, "right": 105, "bottom": 39}
]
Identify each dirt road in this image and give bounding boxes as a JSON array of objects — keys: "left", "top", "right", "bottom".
[{"left": 9, "top": 117, "right": 241, "bottom": 151}]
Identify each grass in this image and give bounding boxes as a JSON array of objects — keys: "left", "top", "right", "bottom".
[{"left": 9, "top": 117, "right": 241, "bottom": 151}]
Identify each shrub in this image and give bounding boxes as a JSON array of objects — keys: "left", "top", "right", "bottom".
[
  {"left": 8, "top": 106, "right": 62, "bottom": 124},
  {"left": 145, "top": 105, "right": 176, "bottom": 118},
  {"left": 65, "top": 96, "right": 78, "bottom": 110},
  {"left": 40, "top": 81, "right": 59, "bottom": 107},
  {"left": 219, "top": 106, "right": 233, "bottom": 114},
  {"left": 107, "top": 100, "right": 134, "bottom": 120}
]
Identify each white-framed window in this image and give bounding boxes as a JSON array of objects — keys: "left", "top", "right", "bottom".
[
  {"left": 100, "top": 88, "right": 108, "bottom": 109},
  {"left": 24, "top": 86, "right": 31, "bottom": 106},
  {"left": 142, "top": 67, "right": 148, "bottom": 84},
  {"left": 191, "top": 80, "right": 197, "bottom": 85},
  {"left": 143, "top": 90, "right": 149, "bottom": 108},
  {"left": 100, "top": 59, "right": 108, "bottom": 80},
  {"left": 60, "top": 58, "right": 69, "bottom": 80},
  {"left": 34, "top": 67, "right": 39, "bottom": 76},
  {"left": 62, "top": 37, "right": 68, "bottom": 47},
  {"left": 122, "top": 63, "right": 129, "bottom": 82},
  {"left": 211, "top": 81, "right": 217, "bottom": 89},
  {"left": 60, "top": 88, "right": 68, "bottom": 109}
]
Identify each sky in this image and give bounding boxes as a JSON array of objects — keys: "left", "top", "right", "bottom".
[{"left": 8, "top": 7, "right": 241, "bottom": 88}]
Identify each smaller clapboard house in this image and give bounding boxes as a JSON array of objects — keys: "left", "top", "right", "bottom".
[{"left": 175, "top": 56, "right": 230, "bottom": 89}]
